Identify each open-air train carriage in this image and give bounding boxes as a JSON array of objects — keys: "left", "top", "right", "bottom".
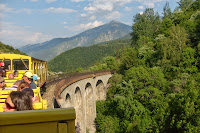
[
  {"left": 0, "top": 54, "right": 47, "bottom": 87},
  {"left": 0, "top": 54, "right": 48, "bottom": 112}
]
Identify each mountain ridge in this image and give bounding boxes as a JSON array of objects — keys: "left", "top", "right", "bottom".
[{"left": 19, "top": 20, "right": 132, "bottom": 61}]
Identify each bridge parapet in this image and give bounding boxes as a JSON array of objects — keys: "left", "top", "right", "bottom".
[{"left": 54, "top": 71, "right": 113, "bottom": 133}]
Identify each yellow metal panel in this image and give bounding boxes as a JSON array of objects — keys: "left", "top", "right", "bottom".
[
  {"left": 0, "top": 122, "right": 58, "bottom": 133},
  {"left": 0, "top": 108, "right": 76, "bottom": 133},
  {"left": 58, "top": 123, "right": 68, "bottom": 133},
  {"left": 0, "top": 90, "right": 12, "bottom": 94},
  {"left": 0, "top": 99, "right": 6, "bottom": 103},
  {"left": 0, "top": 95, "right": 9, "bottom": 98},
  {"left": 0, "top": 108, "right": 3, "bottom": 112},
  {"left": 0, "top": 108, "right": 76, "bottom": 125}
]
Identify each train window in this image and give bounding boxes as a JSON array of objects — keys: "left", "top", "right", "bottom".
[
  {"left": 0, "top": 59, "right": 11, "bottom": 70},
  {"left": 13, "top": 59, "right": 29, "bottom": 70}
]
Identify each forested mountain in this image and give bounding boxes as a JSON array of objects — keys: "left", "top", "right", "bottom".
[
  {"left": 19, "top": 20, "right": 132, "bottom": 61},
  {"left": 48, "top": 37, "right": 131, "bottom": 72},
  {"left": 0, "top": 42, "right": 25, "bottom": 54},
  {"left": 94, "top": 0, "right": 200, "bottom": 132}
]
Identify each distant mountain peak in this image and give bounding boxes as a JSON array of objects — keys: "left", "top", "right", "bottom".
[
  {"left": 107, "top": 20, "right": 127, "bottom": 25},
  {"left": 109, "top": 20, "right": 120, "bottom": 23},
  {"left": 20, "top": 20, "right": 132, "bottom": 61}
]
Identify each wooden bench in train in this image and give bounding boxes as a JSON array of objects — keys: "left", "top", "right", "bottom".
[
  {"left": 0, "top": 108, "right": 76, "bottom": 133},
  {"left": 0, "top": 87, "right": 47, "bottom": 112}
]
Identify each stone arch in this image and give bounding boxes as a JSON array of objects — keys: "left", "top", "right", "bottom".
[
  {"left": 106, "top": 77, "right": 112, "bottom": 91},
  {"left": 74, "top": 87, "right": 83, "bottom": 132},
  {"left": 96, "top": 80, "right": 106, "bottom": 101},
  {"left": 63, "top": 93, "right": 72, "bottom": 107},
  {"left": 85, "top": 83, "right": 95, "bottom": 132}
]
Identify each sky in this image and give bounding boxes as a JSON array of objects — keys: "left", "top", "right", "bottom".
[{"left": 0, "top": 0, "right": 179, "bottom": 48}]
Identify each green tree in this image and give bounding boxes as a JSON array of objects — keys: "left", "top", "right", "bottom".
[
  {"left": 163, "top": 2, "right": 172, "bottom": 19},
  {"left": 131, "top": 8, "right": 161, "bottom": 48},
  {"left": 178, "top": 0, "right": 194, "bottom": 11}
]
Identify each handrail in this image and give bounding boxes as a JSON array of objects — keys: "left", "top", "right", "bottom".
[{"left": 20, "top": 57, "right": 29, "bottom": 70}]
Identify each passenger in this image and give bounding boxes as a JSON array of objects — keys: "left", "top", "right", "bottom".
[
  {"left": 8, "top": 73, "right": 14, "bottom": 79},
  {"left": 33, "top": 74, "right": 40, "bottom": 86},
  {"left": 22, "top": 71, "right": 37, "bottom": 89},
  {"left": 17, "top": 81, "right": 39, "bottom": 102},
  {"left": 22, "top": 88, "right": 39, "bottom": 102},
  {"left": 14, "top": 70, "right": 19, "bottom": 77},
  {"left": 5, "top": 80, "right": 22, "bottom": 90},
  {"left": 0, "top": 62, "right": 6, "bottom": 77},
  {"left": 22, "top": 88, "right": 34, "bottom": 97},
  {"left": 17, "top": 81, "right": 32, "bottom": 91},
  {"left": 3, "top": 91, "right": 34, "bottom": 112},
  {"left": 0, "top": 77, "right": 5, "bottom": 90}
]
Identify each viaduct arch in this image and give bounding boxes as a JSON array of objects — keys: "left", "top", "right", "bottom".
[{"left": 54, "top": 71, "right": 112, "bottom": 133}]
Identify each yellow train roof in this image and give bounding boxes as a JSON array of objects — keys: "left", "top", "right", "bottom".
[{"left": 0, "top": 54, "right": 46, "bottom": 63}]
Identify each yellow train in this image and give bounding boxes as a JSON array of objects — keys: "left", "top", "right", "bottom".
[
  {"left": 0, "top": 53, "right": 47, "bottom": 86},
  {"left": 0, "top": 53, "right": 48, "bottom": 111}
]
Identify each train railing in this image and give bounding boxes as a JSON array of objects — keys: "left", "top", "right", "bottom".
[{"left": 0, "top": 108, "right": 76, "bottom": 133}]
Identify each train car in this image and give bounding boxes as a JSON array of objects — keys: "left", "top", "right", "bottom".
[
  {"left": 0, "top": 53, "right": 48, "bottom": 112},
  {"left": 0, "top": 53, "right": 47, "bottom": 87}
]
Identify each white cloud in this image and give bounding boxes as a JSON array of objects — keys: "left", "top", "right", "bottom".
[
  {"left": 71, "top": 0, "right": 84, "bottom": 2},
  {"left": 138, "top": 6, "right": 144, "bottom": 9},
  {"left": 64, "top": 20, "right": 104, "bottom": 32},
  {"left": 82, "top": 0, "right": 132, "bottom": 21},
  {"left": 0, "top": 13, "right": 5, "bottom": 18},
  {"left": 63, "top": 22, "right": 67, "bottom": 24},
  {"left": 0, "top": 22, "right": 52, "bottom": 48},
  {"left": 125, "top": 6, "right": 132, "bottom": 11},
  {"left": 139, "top": 11, "right": 143, "bottom": 15},
  {"left": 84, "top": 0, "right": 132, "bottom": 14},
  {"left": 45, "top": 0, "right": 57, "bottom": 3},
  {"left": 0, "top": 4, "right": 13, "bottom": 12},
  {"left": 30, "top": 0, "right": 38, "bottom": 2},
  {"left": 81, "top": 13, "right": 87, "bottom": 17},
  {"left": 43, "top": 7, "right": 76, "bottom": 13},
  {"left": 80, "top": 13, "right": 96, "bottom": 20},
  {"left": 15, "top": 8, "right": 33, "bottom": 14},
  {"left": 90, "top": 16, "right": 96, "bottom": 20},
  {"left": 144, "top": 2, "right": 155, "bottom": 8},
  {"left": 105, "top": 11, "right": 121, "bottom": 19},
  {"left": 0, "top": 4, "right": 13, "bottom": 18}
]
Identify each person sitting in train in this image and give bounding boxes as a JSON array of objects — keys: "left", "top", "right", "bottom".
[
  {"left": 5, "top": 80, "right": 22, "bottom": 90},
  {"left": 22, "top": 71, "right": 37, "bottom": 89},
  {"left": 8, "top": 73, "right": 14, "bottom": 79},
  {"left": 17, "top": 81, "right": 39, "bottom": 102},
  {"left": 17, "top": 81, "right": 31, "bottom": 91},
  {"left": 0, "top": 77, "right": 5, "bottom": 90},
  {"left": 3, "top": 91, "right": 34, "bottom": 112},
  {"left": 14, "top": 70, "right": 19, "bottom": 77},
  {"left": 33, "top": 74, "right": 40, "bottom": 86},
  {"left": 0, "top": 62, "right": 6, "bottom": 77}
]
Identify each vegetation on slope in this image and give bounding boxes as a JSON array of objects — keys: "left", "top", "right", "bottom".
[
  {"left": 48, "top": 38, "right": 131, "bottom": 72},
  {"left": 95, "top": 0, "right": 200, "bottom": 132},
  {"left": 0, "top": 42, "right": 25, "bottom": 54}
]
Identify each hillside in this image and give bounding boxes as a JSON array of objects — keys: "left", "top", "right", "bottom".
[
  {"left": 0, "top": 42, "right": 25, "bottom": 55},
  {"left": 19, "top": 20, "right": 132, "bottom": 61},
  {"left": 48, "top": 37, "right": 131, "bottom": 72},
  {"left": 95, "top": 0, "right": 200, "bottom": 132}
]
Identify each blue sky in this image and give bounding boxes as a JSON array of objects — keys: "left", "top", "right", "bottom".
[{"left": 0, "top": 0, "right": 179, "bottom": 48}]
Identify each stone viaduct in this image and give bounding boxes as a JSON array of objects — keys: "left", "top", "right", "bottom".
[{"left": 52, "top": 71, "right": 113, "bottom": 133}]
